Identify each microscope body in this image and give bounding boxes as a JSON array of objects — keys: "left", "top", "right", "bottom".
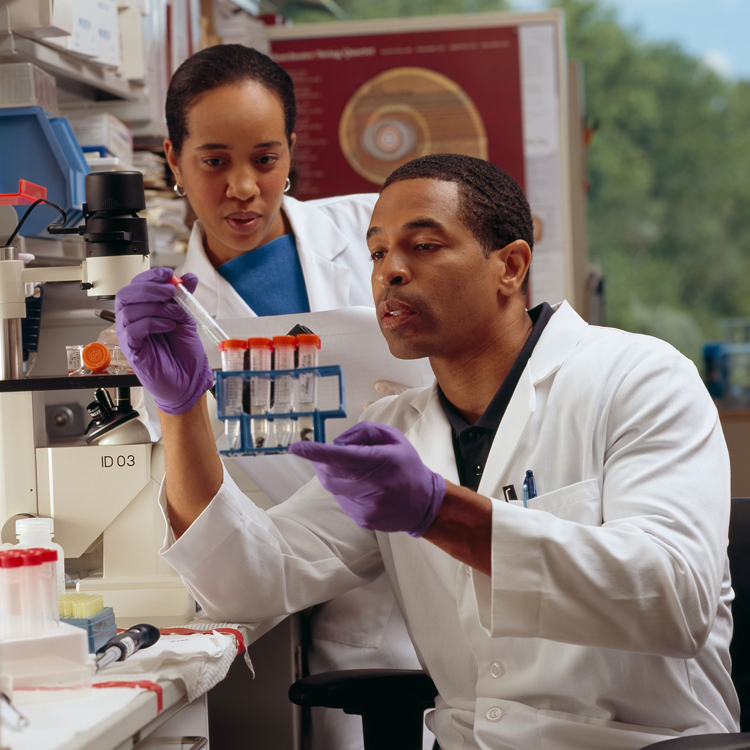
[{"left": 0, "top": 172, "right": 192, "bottom": 622}]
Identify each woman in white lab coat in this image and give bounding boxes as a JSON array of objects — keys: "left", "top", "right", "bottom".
[{"left": 161, "top": 44, "right": 427, "bottom": 750}]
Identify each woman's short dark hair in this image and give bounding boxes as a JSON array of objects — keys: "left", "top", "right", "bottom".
[{"left": 166, "top": 44, "right": 296, "bottom": 154}]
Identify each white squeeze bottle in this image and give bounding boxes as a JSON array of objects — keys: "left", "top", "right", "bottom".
[{"left": 16, "top": 517, "right": 65, "bottom": 593}]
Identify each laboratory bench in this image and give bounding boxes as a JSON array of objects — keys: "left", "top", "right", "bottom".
[
  {"left": 1, "top": 613, "right": 303, "bottom": 750},
  {"left": 0, "top": 616, "right": 248, "bottom": 750},
  {"left": 4, "top": 677, "right": 208, "bottom": 750}
]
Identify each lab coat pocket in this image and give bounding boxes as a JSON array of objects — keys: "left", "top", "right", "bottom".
[
  {"left": 537, "top": 708, "right": 706, "bottom": 750},
  {"left": 527, "top": 478, "right": 602, "bottom": 526}
]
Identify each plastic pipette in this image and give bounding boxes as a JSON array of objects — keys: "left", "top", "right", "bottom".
[
  {"left": 95, "top": 623, "right": 160, "bottom": 671},
  {"left": 169, "top": 274, "right": 228, "bottom": 346}
]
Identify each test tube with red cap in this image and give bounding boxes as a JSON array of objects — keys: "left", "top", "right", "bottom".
[
  {"left": 169, "top": 274, "right": 229, "bottom": 346},
  {"left": 248, "top": 337, "right": 273, "bottom": 448},
  {"left": 18, "top": 549, "right": 46, "bottom": 635},
  {"left": 218, "top": 339, "right": 248, "bottom": 450},
  {"left": 0, "top": 551, "right": 24, "bottom": 638},
  {"left": 296, "top": 334, "right": 321, "bottom": 441},
  {"left": 37, "top": 548, "right": 60, "bottom": 629},
  {"left": 272, "top": 336, "right": 296, "bottom": 447}
]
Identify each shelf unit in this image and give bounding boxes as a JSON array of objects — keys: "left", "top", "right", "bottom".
[{"left": 0, "top": 33, "right": 143, "bottom": 101}]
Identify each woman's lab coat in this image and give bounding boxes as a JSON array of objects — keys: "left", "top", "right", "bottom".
[
  {"left": 161, "top": 301, "right": 739, "bottom": 750},
  {"left": 176, "top": 192, "right": 429, "bottom": 750},
  {"left": 177, "top": 193, "right": 377, "bottom": 321}
]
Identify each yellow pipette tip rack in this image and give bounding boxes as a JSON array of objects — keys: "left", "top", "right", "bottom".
[{"left": 59, "top": 593, "right": 104, "bottom": 619}]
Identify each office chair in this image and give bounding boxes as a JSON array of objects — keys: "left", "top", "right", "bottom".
[{"left": 290, "top": 498, "right": 750, "bottom": 750}]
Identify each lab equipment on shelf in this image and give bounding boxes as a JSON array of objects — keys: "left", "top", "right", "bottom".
[
  {"left": 82, "top": 341, "right": 110, "bottom": 373},
  {"left": 215, "top": 333, "right": 346, "bottom": 456},
  {"left": 296, "top": 333, "right": 321, "bottom": 441},
  {"left": 272, "top": 335, "right": 296, "bottom": 448},
  {"left": 169, "top": 273, "right": 229, "bottom": 346},
  {"left": 68, "top": 341, "right": 133, "bottom": 376},
  {"left": 218, "top": 339, "right": 247, "bottom": 451}
]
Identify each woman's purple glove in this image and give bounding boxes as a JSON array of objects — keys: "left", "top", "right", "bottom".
[
  {"left": 289, "top": 422, "right": 446, "bottom": 537},
  {"left": 115, "top": 267, "right": 214, "bottom": 415}
]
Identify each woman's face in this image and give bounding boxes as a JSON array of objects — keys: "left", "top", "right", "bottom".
[{"left": 165, "top": 80, "right": 295, "bottom": 267}]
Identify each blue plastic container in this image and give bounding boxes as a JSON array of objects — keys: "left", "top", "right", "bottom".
[{"left": 0, "top": 105, "right": 89, "bottom": 237}]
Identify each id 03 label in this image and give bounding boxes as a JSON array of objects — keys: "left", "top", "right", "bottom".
[{"left": 101, "top": 455, "right": 136, "bottom": 468}]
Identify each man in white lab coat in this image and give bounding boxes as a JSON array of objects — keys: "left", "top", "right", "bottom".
[{"left": 116, "top": 154, "right": 738, "bottom": 750}]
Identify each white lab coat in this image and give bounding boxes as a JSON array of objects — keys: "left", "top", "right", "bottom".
[
  {"left": 176, "top": 193, "right": 429, "bottom": 750},
  {"left": 177, "top": 193, "right": 377, "bottom": 321},
  {"left": 160, "top": 301, "right": 739, "bottom": 750}
]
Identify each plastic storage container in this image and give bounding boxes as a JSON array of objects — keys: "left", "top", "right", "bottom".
[
  {"left": 0, "top": 105, "right": 89, "bottom": 237},
  {"left": 0, "top": 63, "right": 58, "bottom": 115},
  {"left": 68, "top": 113, "right": 133, "bottom": 165},
  {"left": 0, "top": 622, "right": 94, "bottom": 704}
]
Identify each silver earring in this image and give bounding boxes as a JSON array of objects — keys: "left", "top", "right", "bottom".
[
  {"left": 284, "top": 178, "right": 291, "bottom": 194},
  {"left": 174, "top": 183, "right": 187, "bottom": 198}
]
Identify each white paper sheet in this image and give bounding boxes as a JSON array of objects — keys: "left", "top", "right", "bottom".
[{"left": 200, "top": 307, "right": 433, "bottom": 504}]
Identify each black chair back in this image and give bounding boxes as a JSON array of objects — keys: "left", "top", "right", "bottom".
[{"left": 729, "top": 498, "right": 750, "bottom": 730}]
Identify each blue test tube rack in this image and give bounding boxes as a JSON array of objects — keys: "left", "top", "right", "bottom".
[{"left": 214, "top": 365, "right": 346, "bottom": 456}]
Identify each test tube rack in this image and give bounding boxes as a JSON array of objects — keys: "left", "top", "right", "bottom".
[{"left": 214, "top": 365, "right": 346, "bottom": 456}]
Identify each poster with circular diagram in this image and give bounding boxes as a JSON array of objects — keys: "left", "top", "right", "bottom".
[{"left": 338, "top": 67, "right": 489, "bottom": 186}]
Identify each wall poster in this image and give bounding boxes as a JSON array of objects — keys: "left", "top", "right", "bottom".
[{"left": 267, "top": 11, "right": 572, "bottom": 306}]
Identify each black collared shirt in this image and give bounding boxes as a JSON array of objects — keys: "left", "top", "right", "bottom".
[{"left": 437, "top": 302, "right": 554, "bottom": 491}]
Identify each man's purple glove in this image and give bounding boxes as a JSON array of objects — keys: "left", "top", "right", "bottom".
[
  {"left": 115, "top": 267, "right": 214, "bottom": 415},
  {"left": 289, "top": 422, "right": 446, "bottom": 537}
]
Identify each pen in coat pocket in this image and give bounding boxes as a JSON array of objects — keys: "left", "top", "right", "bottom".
[{"left": 522, "top": 470, "right": 537, "bottom": 508}]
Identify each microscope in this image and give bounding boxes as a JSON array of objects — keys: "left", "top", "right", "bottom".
[{"left": 0, "top": 172, "right": 191, "bottom": 622}]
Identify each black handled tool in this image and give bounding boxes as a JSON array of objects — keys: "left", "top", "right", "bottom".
[{"left": 95, "top": 623, "right": 161, "bottom": 671}]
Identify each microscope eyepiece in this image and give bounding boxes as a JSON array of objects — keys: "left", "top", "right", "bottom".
[{"left": 84, "top": 171, "right": 146, "bottom": 215}]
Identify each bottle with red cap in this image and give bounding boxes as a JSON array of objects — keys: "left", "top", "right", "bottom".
[{"left": 15, "top": 517, "right": 65, "bottom": 594}]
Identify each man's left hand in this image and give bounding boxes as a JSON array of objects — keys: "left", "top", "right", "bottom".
[{"left": 289, "top": 422, "right": 446, "bottom": 537}]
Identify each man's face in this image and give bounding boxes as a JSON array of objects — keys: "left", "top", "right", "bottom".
[{"left": 368, "top": 178, "right": 504, "bottom": 361}]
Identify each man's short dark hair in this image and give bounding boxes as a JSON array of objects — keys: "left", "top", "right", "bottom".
[{"left": 382, "top": 154, "right": 534, "bottom": 293}]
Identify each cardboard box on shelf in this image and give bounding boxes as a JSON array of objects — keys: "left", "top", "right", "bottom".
[
  {"left": 6, "top": 0, "right": 73, "bottom": 39},
  {"left": 117, "top": 6, "right": 145, "bottom": 82},
  {"left": 44, "top": 0, "right": 99, "bottom": 59},
  {"left": 94, "top": 0, "right": 121, "bottom": 68}
]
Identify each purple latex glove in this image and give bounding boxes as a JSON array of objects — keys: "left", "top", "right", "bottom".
[
  {"left": 289, "top": 421, "right": 446, "bottom": 537},
  {"left": 115, "top": 267, "right": 214, "bottom": 415}
]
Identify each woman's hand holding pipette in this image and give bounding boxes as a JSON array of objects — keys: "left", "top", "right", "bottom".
[{"left": 115, "top": 267, "right": 214, "bottom": 414}]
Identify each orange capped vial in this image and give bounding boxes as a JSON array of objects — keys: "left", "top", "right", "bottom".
[{"left": 82, "top": 342, "right": 111, "bottom": 373}]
